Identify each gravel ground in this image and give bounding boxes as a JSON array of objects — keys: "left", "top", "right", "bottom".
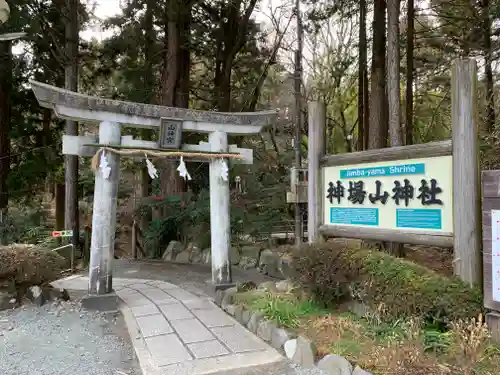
[{"left": 0, "top": 300, "right": 141, "bottom": 375}]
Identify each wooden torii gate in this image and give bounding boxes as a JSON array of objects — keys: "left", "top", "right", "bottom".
[{"left": 31, "top": 81, "right": 277, "bottom": 294}]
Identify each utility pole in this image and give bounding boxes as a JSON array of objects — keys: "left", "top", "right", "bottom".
[{"left": 294, "top": 0, "right": 304, "bottom": 247}]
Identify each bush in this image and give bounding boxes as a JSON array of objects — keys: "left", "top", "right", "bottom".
[
  {"left": 0, "top": 244, "right": 67, "bottom": 290},
  {"left": 289, "top": 242, "right": 360, "bottom": 306},
  {"left": 289, "top": 242, "right": 483, "bottom": 324}
]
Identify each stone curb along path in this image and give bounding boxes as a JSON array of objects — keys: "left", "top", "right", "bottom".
[
  {"left": 215, "top": 281, "right": 373, "bottom": 375},
  {"left": 51, "top": 275, "right": 284, "bottom": 375}
]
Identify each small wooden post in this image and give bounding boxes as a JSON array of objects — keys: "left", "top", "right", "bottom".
[
  {"left": 308, "top": 101, "right": 326, "bottom": 243},
  {"left": 209, "top": 130, "right": 232, "bottom": 287},
  {"left": 83, "top": 225, "right": 91, "bottom": 265},
  {"left": 131, "top": 220, "right": 137, "bottom": 259},
  {"left": 88, "top": 121, "right": 121, "bottom": 295},
  {"left": 451, "top": 59, "right": 482, "bottom": 286}
]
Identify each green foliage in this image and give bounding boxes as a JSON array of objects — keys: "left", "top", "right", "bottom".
[
  {"left": 346, "top": 247, "right": 483, "bottom": 323},
  {"left": 289, "top": 243, "right": 483, "bottom": 324},
  {"left": 0, "top": 204, "right": 53, "bottom": 244},
  {"left": 237, "top": 291, "right": 328, "bottom": 328},
  {"left": 142, "top": 189, "right": 246, "bottom": 257},
  {"left": 423, "top": 328, "right": 452, "bottom": 354}
]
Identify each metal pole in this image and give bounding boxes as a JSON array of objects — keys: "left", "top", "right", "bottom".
[{"left": 294, "top": 0, "right": 304, "bottom": 247}]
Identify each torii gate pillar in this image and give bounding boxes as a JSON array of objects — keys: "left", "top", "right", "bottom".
[
  {"left": 209, "top": 131, "right": 231, "bottom": 286},
  {"left": 88, "top": 121, "right": 121, "bottom": 294}
]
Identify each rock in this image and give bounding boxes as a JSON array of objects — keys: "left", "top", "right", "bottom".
[
  {"left": 46, "top": 287, "right": 70, "bottom": 301},
  {"left": 215, "top": 290, "right": 224, "bottom": 306},
  {"left": 225, "top": 304, "right": 237, "bottom": 316},
  {"left": 230, "top": 246, "right": 241, "bottom": 265},
  {"left": 317, "top": 354, "right": 353, "bottom": 375},
  {"left": 27, "top": 285, "right": 45, "bottom": 306},
  {"left": 175, "top": 251, "right": 190, "bottom": 263},
  {"left": 233, "top": 305, "right": 244, "bottom": 322},
  {"left": 276, "top": 279, "right": 296, "bottom": 293},
  {"left": 240, "top": 245, "right": 261, "bottom": 261},
  {"left": 256, "top": 319, "right": 275, "bottom": 342},
  {"left": 221, "top": 287, "right": 237, "bottom": 309},
  {"left": 271, "top": 327, "right": 293, "bottom": 349},
  {"left": 258, "top": 281, "right": 278, "bottom": 293},
  {"left": 187, "top": 243, "right": 202, "bottom": 263},
  {"left": 162, "top": 241, "right": 184, "bottom": 261},
  {"left": 247, "top": 312, "right": 263, "bottom": 333},
  {"left": 352, "top": 366, "right": 372, "bottom": 375},
  {"left": 277, "top": 255, "right": 294, "bottom": 279},
  {"left": 201, "top": 248, "right": 211, "bottom": 264},
  {"left": 238, "top": 256, "right": 258, "bottom": 269},
  {"left": 236, "top": 281, "right": 257, "bottom": 292},
  {"left": 241, "top": 309, "right": 252, "bottom": 325},
  {"left": 284, "top": 339, "right": 297, "bottom": 359},
  {"left": 291, "top": 336, "right": 316, "bottom": 368},
  {"left": 347, "top": 301, "right": 370, "bottom": 318},
  {"left": 0, "top": 291, "right": 14, "bottom": 310},
  {"left": 259, "top": 250, "right": 279, "bottom": 275}
]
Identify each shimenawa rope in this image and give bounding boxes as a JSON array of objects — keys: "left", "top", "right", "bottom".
[{"left": 91, "top": 146, "right": 242, "bottom": 171}]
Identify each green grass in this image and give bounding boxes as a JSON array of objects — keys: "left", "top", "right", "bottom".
[{"left": 234, "top": 291, "right": 328, "bottom": 328}]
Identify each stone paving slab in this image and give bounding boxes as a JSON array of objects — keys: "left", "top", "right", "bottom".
[
  {"left": 212, "top": 326, "right": 269, "bottom": 353},
  {"left": 146, "top": 333, "right": 194, "bottom": 366},
  {"left": 158, "top": 302, "right": 194, "bottom": 320},
  {"left": 136, "top": 314, "right": 173, "bottom": 337},
  {"left": 185, "top": 298, "right": 219, "bottom": 310},
  {"left": 171, "top": 318, "right": 216, "bottom": 343},
  {"left": 52, "top": 275, "right": 284, "bottom": 375},
  {"left": 130, "top": 303, "right": 160, "bottom": 317},
  {"left": 166, "top": 288, "right": 200, "bottom": 302},
  {"left": 188, "top": 340, "right": 230, "bottom": 359},
  {"left": 193, "top": 308, "right": 237, "bottom": 328},
  {"left": 140, "top": 289, "right": 178, "bottom": 304}
]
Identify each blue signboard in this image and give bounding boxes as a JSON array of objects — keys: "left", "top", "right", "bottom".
[{"left": 339, "top": 163, "right": 425, "bottom": 179}]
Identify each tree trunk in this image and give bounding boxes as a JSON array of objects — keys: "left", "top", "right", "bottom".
[
  {"left": 357, "top": 0, "right": 367, "bottom": 151},
  {"left": 482, "top": 0, "right": 495, "bottom": 132},
  {"left": 363, "top": 59, "right": 370, "bottom": 150},
  {"left": 406, "top": 0, "right": 414, "bottom": 145},
  {"left": 176, "top": 4, "right": 191, "bottom": 109},
  {"left": 140, "top": 0, "right": 155, "bottom": 240},
  {"left": 159, "top": 0, "right": 188, "bottom": 209},
  {"left": 368, "top": 0, "right": 388, "bottom": 149},
  {"left": 0, "top": 40, "right": 11, "bottom": 245},
  {"left": 64, "top": 0, "right": 79, "bottom": 248},
  {"left": 387, "top": 0, "right": 403, "bottom": 147},
  {"left": 386, "top": 0, "right": 405, "bottom": 257},
  {"left": 216, "top": 58, "right": 233, "bottom": 111}
]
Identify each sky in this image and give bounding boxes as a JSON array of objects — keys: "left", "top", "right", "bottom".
[{"left": 81, "top": 0, "right": 278, "bottom": 42}]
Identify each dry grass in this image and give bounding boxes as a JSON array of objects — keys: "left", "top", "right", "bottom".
[
  {"left": 297, "top": 311, "right": 500, "bottom": 375},
  {"left": 0, "top": 244, "right": 66, "bottom": 290}
]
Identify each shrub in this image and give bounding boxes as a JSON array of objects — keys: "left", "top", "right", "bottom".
[
  {"left": 288, "top": 242, "right": 483, "bottom": 323},
  {"left": 289, "top": 242, "right": 360, "bottom": 306},
  {"left": 0, "top": 244, "right": 67, "bottom": 290}
]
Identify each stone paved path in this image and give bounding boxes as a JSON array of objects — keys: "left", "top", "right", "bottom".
[{"left": 52, "top": 275, "right": 284, "bottom": 375}]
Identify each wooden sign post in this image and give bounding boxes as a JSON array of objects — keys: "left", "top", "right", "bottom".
[
  {"left": 482, "top": 171, "right": 500, "bottom": 341},
  {"left": 307, "top": 58, "right": 481, "bottom": 287},
  {"left": 31, "top": 80, "right": 277, "bottom": 294}
]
